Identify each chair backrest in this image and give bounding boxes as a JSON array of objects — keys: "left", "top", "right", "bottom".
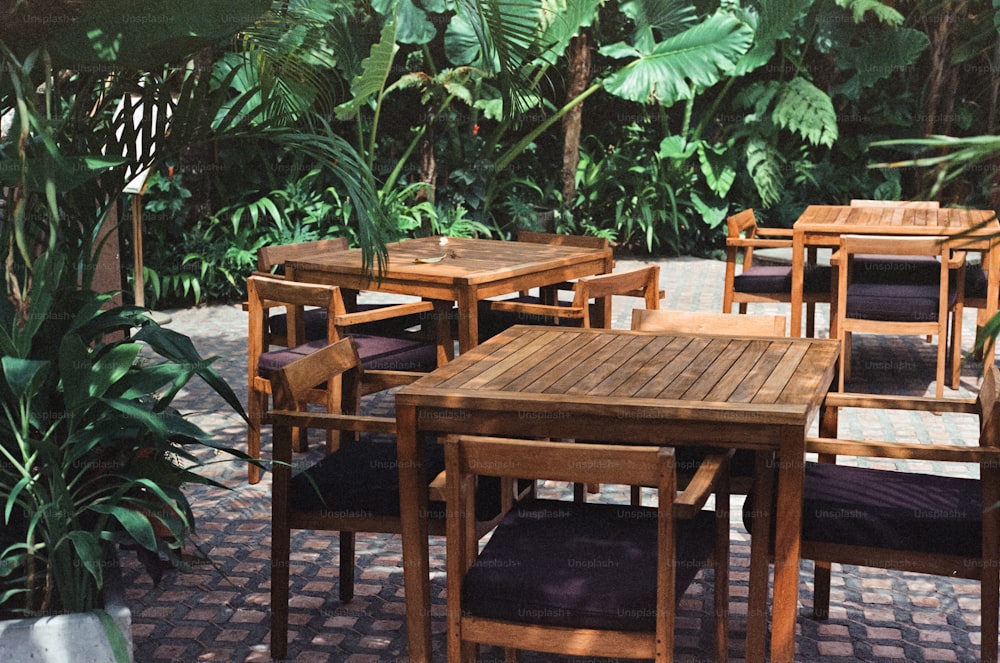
[
  {"left": 838, "top": 234, "right": 952, "bottom": 291},
  {"left": 517, "top": 231, "right": 609, "bottom": 250},
  {"left": 258, "top": 238, "right": 350, "bottom": 273},
  {"left": 247, "top": 274, "right": 345, "bottom": 346},
  {"left": 725, "top": 209, "right": 760, "bottom": 269},
  {"left": 631, "top": 309, "right": 786, "bottom": 336},
  {"left": 270, "top": 337, "right": 363, "bottom": 413},
  {"left": 571, "top": 265, "right": 661, "bottom": 315},
  {"left": 849, "top": 199, "right": 940, "bottom": 209}
]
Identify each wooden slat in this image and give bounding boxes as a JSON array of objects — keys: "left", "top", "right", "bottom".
[{"left": 633, "top": 336, "right": 713, "bottom": 398}]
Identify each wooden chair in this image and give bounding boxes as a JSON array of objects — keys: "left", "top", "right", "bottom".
[
  {"left": 848, "top": 200, "right": 943, "bottom": 288},
  {"left": 789, "top": 364, "right": 1000, "bottom": 662},
  {"left": 257, "top": 238, "right": 425, "bottom": 343},
  {"left": 832, "top": 234, "right": 965, "bottom": 399},
  {"left": 476, "top": 232, "right": 615, "bottom": 340},
  {"left": 268, "top": 339, "right": 526, "bottom": 659},
  {"left": 722, "top": 209, "right": 831, "bottom": 337},
  {"left": 444, "top": 434, "right": 730, "bottom": 662},
  {"left": 631, "top": 308, "right": 786, "bottom": 336},
  {"left": 246, "top": 275, "right": 437, "bottom": 483},
  {"left": 485, "top": 264, "right": 661, "bottom": 331}
]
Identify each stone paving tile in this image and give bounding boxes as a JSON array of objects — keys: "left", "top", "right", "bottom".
[{"left": 118, "top": 256, "right": 995, "bottom": 662}]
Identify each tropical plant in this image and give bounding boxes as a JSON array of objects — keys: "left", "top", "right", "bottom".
[
  {"left": 0, "top": 254, "right": 247, "bottom": 619},
  {"left": 0, "top": 0, "right": 279, "bottom": 634}
]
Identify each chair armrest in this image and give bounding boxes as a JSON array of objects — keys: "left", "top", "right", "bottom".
[
  {"left": 806, "top": 436, "right": 1000, "bottom": 464},
  {"left": 674, "top": 450, "right": 732, "bottom": 519},
  {"left": 948, "top": 250, "right": 967, "bottom": 269},
  {"left": 362, "top": 370, "right": 427, "bottom": 391},
  {"left": 726, "top": 237, "right": 793, "bottom": 249},
  {"left": 823, "top": 391, "right": 977, "bottom": 414},
  {"left": 754, "top": 228, "right": 794, "bottom": 238},
  {"left": 271, "top": 410, "right": 398, "bottom": 434},
  {"left": 488, "top": 300, "right": 585, "bottom": 319},
  {"left": 332, "top": 300, "right": 434, "bottom": 327}
]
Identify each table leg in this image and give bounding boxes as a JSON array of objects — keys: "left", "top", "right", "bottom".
[
  {"left": 456, "top": 288, "right": 479, "bottom": 354},
  {"left": 771, "top": 441, "right": 805, "bottom": 663},
  {"left": 790, "top": 233, "right": 806, "bottom": 337},
  {"left": 746, "top": 449, "right": 775, "bottom": 662},
  {"left": 396, "top": 404, "right": 432, "bottom": 663},
  {"left": 432, "top": 299, "right": 455, "bottom": 364}
]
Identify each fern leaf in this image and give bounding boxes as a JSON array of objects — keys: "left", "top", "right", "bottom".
[
  {"left": 772, "top": 77, "right": 838, "bottom": 148},
  {"left": 746, "top": 137, "right": 784, "bottom": 208}
]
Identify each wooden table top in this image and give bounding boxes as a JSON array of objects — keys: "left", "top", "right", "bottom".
[
  {"left": 284, "top": 235, "right": 612, "bottom": 287},
  {"left": 795, "top": 204, "right": 998, "bottom": 239},
  {"left": 398, "top": 325, "right": 840, "bottom": 431}
]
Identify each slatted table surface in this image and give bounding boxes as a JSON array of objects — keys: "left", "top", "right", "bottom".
[
  {"left": 395, "top": 325, "right": 841, "bottom": 663},
  {"left": 285, "top": 236, "right": 614, "bottom": 353}
]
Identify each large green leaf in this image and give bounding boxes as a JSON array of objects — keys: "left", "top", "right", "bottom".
[
  {"left": 731, "top": 0, "right": 811, "bottom": 76},
  {"left": 835, "top": 0, "right": 903, "bottom": 26},
  {"left": 697, "top": 141, "right": 735, "bottom": 197},
  {"left": 620, "top": 0, "right": 698, "bottom": 52},
  {"left": 335, "top": 18, "right": 399, "bottom": 121},
  {"left": 1, "top": 357, "right": 49, "bottom": 403},
  {"left": 772, "top": 77, "right": 838, "bottom": 148},
  {"left": 835, "top": 27, "right": 929, "bottom": 89},
  {"left": 601, "top": 13, "right": 753, "bottom": 107}
]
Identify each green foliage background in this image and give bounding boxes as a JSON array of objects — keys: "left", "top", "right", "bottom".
[{"left": 101, "top": 1, "right": 1000, "bottom": 306}]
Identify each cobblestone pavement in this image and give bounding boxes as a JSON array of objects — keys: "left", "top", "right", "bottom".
[{"left": 120, "top": 256, "right": 992, "bottom": 662}]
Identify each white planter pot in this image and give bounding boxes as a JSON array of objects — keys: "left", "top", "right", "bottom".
[{"left": 0, "top": 560, "right": 133, "bottom": 663}]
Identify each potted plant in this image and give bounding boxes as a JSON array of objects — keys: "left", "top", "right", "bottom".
[{"left": 0, "top": 251, "right": 250, "bottom": 662}]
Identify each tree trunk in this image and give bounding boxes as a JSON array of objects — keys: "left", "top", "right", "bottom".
[{"left": 561, "top": 33, "right": 591, "bottom": 209}]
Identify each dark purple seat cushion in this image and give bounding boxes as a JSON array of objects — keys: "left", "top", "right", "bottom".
[
  {"left": 734, "top": 265, "right": 831, "bottom": 294},
  {"left": 743, "top": 462, "right": 981, "bottom": 559},
  {"left": 966, "top": 267, "right": 988, "bottom": 300},
  {"left": 290, "top": 434, "right": 521, "bottom": 523},
  {"left": 852, "top": 255, "right": 940, "bottom": 285},
  {"left": 845, "top": 282, "right": 957, "bottom": 322},
  {"left": 290, "top": 434, "right": 444, "bottom": 516},
  {"left": 268, "top": 305, "right": 424, "bottom": 341},
  {"left": 258, "top": 334, "right": 437, "bottom": 378},
  {"left": 477, "top": 297, "right": 590, "bottom": 342},
  {"left": 461, "top": 499, "right": 716, "bottom": 632}
]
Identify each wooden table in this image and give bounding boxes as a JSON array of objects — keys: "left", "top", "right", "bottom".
[
  {"left": 394, "top": 325, "right": 840, "bottom": 663},
  {"left": 284, "top": 236, "right": 614, "bottom": 355},
  {"left": 790, "top": 204, "right": 1000, "bottom": 339}
]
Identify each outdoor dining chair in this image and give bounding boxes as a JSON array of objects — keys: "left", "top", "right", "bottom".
[
  {"left": 722, "top": 209, "right": 831, "bottom": 337},
  {"left": 256, "top": 238, "right": 426, "bottom": 342},
  {"left": 267, "top": 339, "right": 530, "bottom": 659},
  {"left": 831, "top": 234, "right": 965, "bottom": 398},
  {"left": 476, "top": 231, "right": 623, "bottom": 339},
  {"left": 245, "top": 274, "right": 437, "bottom": 483},
  {"left": 482, "top": 264, "right": 661, "bottom": 337},
  {"left": 444, "top": 434, "right": 730, "bottom": 662},
  {"left": 744, "top": 364, "right": 1000, "bottom": 662}
]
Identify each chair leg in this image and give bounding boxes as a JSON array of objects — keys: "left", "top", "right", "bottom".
[
  {"left": 812, "top": 560, "right": 832, "bottom": 619},
  {"left": 714, "top": 483, "right": 730, "bottom": 662},
  {"left": 270, "top": 520, "right": 292, "bottom": 659},
  {"left": 248, "top": 388, "right": 265, "bottom": 485},
  {"left": 950, "top": 310, "right": 963, "bottom": 390},
  {"left": 339, "top": 531, "right": 356, "bottom": 603},
  {"left": 982, "top": 564, "right": 999, "bottom": 663}
]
